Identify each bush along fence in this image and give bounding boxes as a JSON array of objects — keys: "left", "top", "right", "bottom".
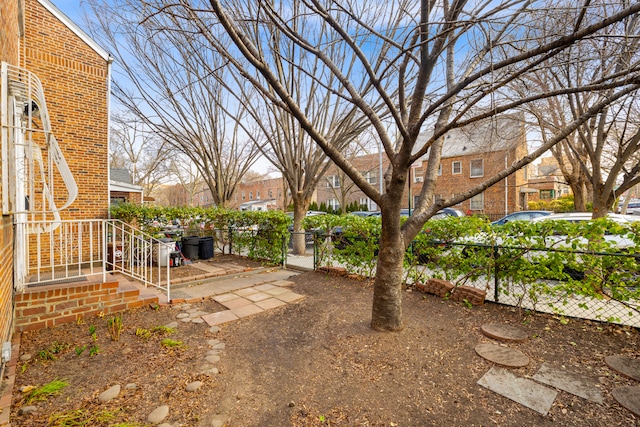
[
  {"left": 110, "top": 204, "right": 290, "bottom": 266},
  {"left": 304, "top": 214, "right": 640, "bottom": 327}
]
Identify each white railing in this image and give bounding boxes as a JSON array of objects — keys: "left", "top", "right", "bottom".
[{"left": 15, "top": 219, "right": 171, "bottom": 300}]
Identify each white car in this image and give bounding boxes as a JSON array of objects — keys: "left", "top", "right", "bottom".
[{"left": 531, "top": 212, "right": 639, "bottom": 250}]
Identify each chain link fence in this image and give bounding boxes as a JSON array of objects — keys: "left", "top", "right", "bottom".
[{"left": 313, "top": 232, "right": 640, "bottom": 327}]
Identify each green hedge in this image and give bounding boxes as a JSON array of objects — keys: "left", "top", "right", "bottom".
[
  {"left": 110, "top": 203, "right": 290, "bottom": 265},
  {"left": 306, "top": 214, "right": 640, "bottom": 322}
]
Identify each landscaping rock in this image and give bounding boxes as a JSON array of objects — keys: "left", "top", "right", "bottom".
[
  {"left": 176, "top": 313, "right": 190, "bottom": 319},
  {"left": 206, "top": 355, "right": 221, "bottom": 364},
  {"left": 18, "top": 405, "right": 37, "bottom": 415},
  {"left": 186, "top": 381, "right": 203, "bottom": 392},
  {"left": 208, "top": 326, "right": 221, "bottom": 334},
  {"left": 165, "top": 322, "right": 179, "bottom": 329},
  {"left": 147, "top": 405, "right": 170, "bottom": 424},
  {"left": 19, "top": 353, "right": 32, "bottom": 362},
  {"left": 125, "top": 383, "right": 138, "bottom": 390},
  {"left": 98, "top": 384, "right": 121, "bottom": 402}
]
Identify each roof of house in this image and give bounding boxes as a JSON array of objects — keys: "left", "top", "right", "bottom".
[
  {"left": 39, "top": 0, "right": 111, "bottom": 61},
  {"left": 415, "top": 114, "right": 525, "bottom": 159},
  {"left": 110, "top": 168, "right": 132, "bottom": 184}
]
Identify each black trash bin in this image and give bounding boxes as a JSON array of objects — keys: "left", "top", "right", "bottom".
[
  {"left": 181, "top": 236, "right": 200, "bottom": 260},
  {"left": 199, "top": 236, "right": 214, "bottom": 260}
]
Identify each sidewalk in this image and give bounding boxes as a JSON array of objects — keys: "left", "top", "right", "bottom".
[{"left": 153, "top": 261, "right": 305, "bottom": 327}]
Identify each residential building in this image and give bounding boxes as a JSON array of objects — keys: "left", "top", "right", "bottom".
[
  {"left": 0, "top": 0, "right": 149, "bottom": 391},
  {"left": 526, "top": 156, "right": 572, "bottom": 202},
  {"left": 110, "top": 168, "right": 143, "bottom": 206},
  {"left": 194, "top": 176, "right": 296, "bottom": 211},
  {"left": 316, "top": 115, "right": 532, "bottom": 218},
  {"left": 316, "top": 152, "right": 384, "bottom": 212}
]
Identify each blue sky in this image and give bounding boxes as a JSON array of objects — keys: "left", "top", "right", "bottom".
[{"left": 53, "top": 0, "right": 91, "bottom": 32}]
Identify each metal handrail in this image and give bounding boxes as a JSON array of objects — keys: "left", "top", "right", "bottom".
[{"left": 14, "top": 219, "right": 170, "bottom": 300}]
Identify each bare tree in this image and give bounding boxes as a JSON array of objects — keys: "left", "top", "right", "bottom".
[
  {"left": 87, "top": 0, "right": 263, "bottom": 207},
  {"left": 514, "top": 8, "right": 640, "bottom": 215},
  {"left": 110, "top": 113, "right": 171, "bottom": 196},
  {"left": 124, "top": 0, "right": 639, "bottom": 330},
  {"left": 169, "top": 154, "right": 203, "bottom": 206}
]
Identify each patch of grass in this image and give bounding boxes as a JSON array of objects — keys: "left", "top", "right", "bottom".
[
  {"left": 107, "top": 314, "right": 124, "bottom": 341},
  {"left": 151, "top": 325, "right": 176, "bottom": 335},
  {"left": 37, "top": 342, "right": 70, "bottom": 361},
  {"left": 89, "top": 345, "right": 100, "bottom": 356},
  {"left": 161, "top": 338, "right": 184, "bottom": 349},
  {"left": 48, "top": 408, "right": 122, "bottom": 426},
  {"left": 75, "top": 345, "right": 87, "bottom": 356},
  {"left": 25, "top": 379, "right": 69, "bottom": 404},
  {"left": 88, "top": 325, "right": 97, "bottom": 342},
  {"left": 135, "top": 328, "right": 152, "bottom": 339}
]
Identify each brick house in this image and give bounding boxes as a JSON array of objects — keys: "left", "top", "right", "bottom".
[
  {"left": 317, "top": 115, "right": 532, "bottom": 218},
  {"left": 110, "top": 167, "right": 143, "bottom": 205},
  {"left": 1, "top": 0, "right": 162, "bottom": 397},
  {"left": 419, "top": 115, "right": 531, "bottom": 218}
]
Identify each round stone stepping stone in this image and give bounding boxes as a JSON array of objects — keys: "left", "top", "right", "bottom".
[
  {"left": 481, "top": 324, "right": 528, "bottom": 343},
  {"left": 176, "top": 313, "right": 190, "bottom": 319},
  {"left": 612, "top": 386, "right": 640, "bottom": 417},
  {"left": 475, "top": 343, "right": 529, "bottom": 367},
  {"left": 191, "top": 318, "right": 205, "bottom": 324},
  {"left": 605, "top": 355, "right": 640, "bottom": 381}
]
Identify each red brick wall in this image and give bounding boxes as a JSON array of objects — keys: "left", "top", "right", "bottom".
[
  {"left": 13, "top": 280, "right": 157, "bottom": 332},
  {"left": 23, "top": 0, "right": 110, "bottom": 220},
  {"left": 0, "top": 0, "right": 21, "bottom": 65},
  {"left": 0, "top": 217, "right": 14, "bottom": 350},
  {"left": 230, "top": 177, "right": 290, "bottom": 210},
  {"left": 0, "top": 0, "right": 21, "bottom": 381}
]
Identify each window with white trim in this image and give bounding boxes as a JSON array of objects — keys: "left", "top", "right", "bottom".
[
  {"left": 413, "top": 167, "right": 423, "bottom": 183},
  {"left": 452, "top": 161, "right": 462, "bottom": 175},
  {"left": 438, "top": 164, "right": 442, "bottom": 176},
  {"left": 470, "top": 159, "right": 484, "bottom": 178},
  {"left": 326, "top": 175, "right": 341, "bottom": 188},
  {"left": 249, "top": 191, "right": 253, "bottom": 200},
  {"left": 327, "top": 199, "right": 340, "bottom": 210},
  {"left": 256, "top": 190, "right": 260, "bottom": 199},
  {"left": 470, "top": 193, "right": 484, "bottom": 210},
  {"left": 364, "top": 171, "right": 377, "bottom": 184}
]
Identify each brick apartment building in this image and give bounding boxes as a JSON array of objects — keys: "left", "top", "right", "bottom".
[
  {"left": 1, "top": 0, "right": 112, "bottom": 387},
  {"left": 194, "top": 176, "right": 296, "bottom": 211},
  {"left": 317, "top": 115, "right": 532, "bottom": 218},
  {"left": 193, "top": 116, "right": 533, "bottom": 218}
]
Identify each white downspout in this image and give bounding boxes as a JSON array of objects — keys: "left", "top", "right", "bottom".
[{"left": 505, "top": 153, "right": 508, "bottom": 215}]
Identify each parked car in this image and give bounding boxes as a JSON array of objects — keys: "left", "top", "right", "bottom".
[
  {"left": 349, "top": 211, "right": 381, "bottom": 217},
  {"left": 522, "top": 212, "right": 639, "bottom": 279},
  {"left": 492, "top": 210, "right": 551, "bottom": 226},
  {"left": 400, "top": 207, "right": 465, "bottom": 218},
  {"left": 617, "top": 199, "right": 640, "bottom": 215}
]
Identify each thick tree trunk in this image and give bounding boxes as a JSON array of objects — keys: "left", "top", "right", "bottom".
[
  {"left": 371, "top": 210, "right": 405, "bottom": 331},
  {"left": 591, "top": 189, "right": 611, "bottom": 219},
  {"left": 291, "top": 198, "right": 310, "bottom": 255}
]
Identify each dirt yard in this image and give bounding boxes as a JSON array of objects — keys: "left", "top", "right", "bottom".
[{"left": 10, "top": 266, "right": 640, "bottom": 426}]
